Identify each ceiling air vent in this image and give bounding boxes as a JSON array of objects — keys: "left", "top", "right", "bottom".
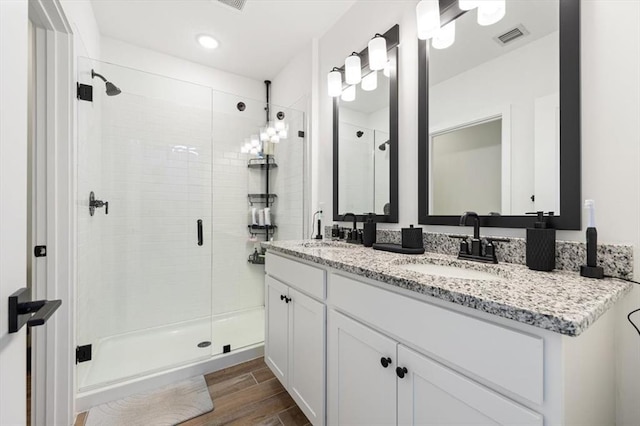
[
  {"left": 494, "top": 24, "right": 530, "bottom": 46},
  {"left": 217, "top": 0, "right": 246, "bottom": 11}
]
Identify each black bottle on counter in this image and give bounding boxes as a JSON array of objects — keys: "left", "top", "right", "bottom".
[
  {"left": 526, "top": 211, "right": 556, "bottom": 271},
  {"left": 363, "top": 213, "right": 377, "bottom": 247}
]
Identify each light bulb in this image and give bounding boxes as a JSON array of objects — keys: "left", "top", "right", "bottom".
[
  {"left": 432, "top": 20, "right": 455, "bottom": 49},
  {"left": 327, "top": 68, "right": 342, "bottom": 97},
  {"left": 383, "top": 62, "right": 391, "bottom": 78},
  {"left": 341, "top": 85, "right": 356, "bottom": 102},
  {"left": 416, "top": 0, "right": 440, "bottom": 41},
  {"left": 345, "top": 53, "right": 362, "bottom": 85},
  {"left": 458, "top": 0, "right": 480, "bottom": 10},
  {"left": 368, "top": 35, "right": 387, "bottom": 71},
  {"left": 362, "top": 71, "right": 378, "bottom": 91},
  {"left": 477, "top": 0, "right": 505, "bottom": 26}
]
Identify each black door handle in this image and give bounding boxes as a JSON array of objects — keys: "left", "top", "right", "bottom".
[
  {"left": 197, "top": 219, "right": 203, "bottom": 246},
  {"left": 380, "top": 357, "right": 392, "bottom": 368},
  {"left": 8, "top": 287, "right": 62, "bottom": 333},
  {"left": 396, "top": 366, "right": 408, "bottom": 378}
]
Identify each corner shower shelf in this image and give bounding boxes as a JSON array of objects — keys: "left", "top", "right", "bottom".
[
  {"left": 248, "top": 158, "right": 278, "bottom": 169},
  {"left": 248, "top": 194, "right": 277, "bottom": 205}
]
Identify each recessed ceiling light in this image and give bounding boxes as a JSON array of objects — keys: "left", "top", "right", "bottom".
[{"left": 197, "top": 34, "right": 219, "bottom": 49}]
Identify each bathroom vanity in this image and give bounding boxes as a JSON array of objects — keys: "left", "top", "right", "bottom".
[{"left": 263, "top": 240, "right": 631, "bottom": 426}]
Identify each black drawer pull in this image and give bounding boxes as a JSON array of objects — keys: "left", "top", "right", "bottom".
[
  {"left": 197, "top": 219, "right": 203, "bottom": 246},
  {"left": 380, "top": 357, "right": 392, "bottom": 368},
  {"left": 396, "top": 366, "right": 408, "bottom": 379}
]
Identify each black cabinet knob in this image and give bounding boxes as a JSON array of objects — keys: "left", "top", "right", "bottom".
[
  {"left": 280, "top": 295, "right": 286, "bottom": 301},
  {"left": 380, "top": 357, "right": 392, "bottom": 368},
  {"left": 396, "top": 366, "right": 408, "bottom": 379},
  {"left": 286, "top": 297, "right": 292, "bottom": 303}
]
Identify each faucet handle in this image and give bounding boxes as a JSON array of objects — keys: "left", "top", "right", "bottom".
[{"left": 485, "top": 237, "right": 510, "bottom": 244}]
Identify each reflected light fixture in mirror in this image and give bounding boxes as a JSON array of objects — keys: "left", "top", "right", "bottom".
[
  {"left": 478, "top": 0, "right": 506, "bottom": 26},
  {"left": 432, "top": 20, "right": 456, "bottom": 49},
  {"left": 328, "top": 67, "right": 342, "bottom": 97},
  {"left": 341, "top": 85, "right": 356, "bottom": 102},
  {"left": 362, "top": 71, "right": 378, "bottom": 91},
  {"left": 345, "top": 52, "right": 362, "bottom": 84},
  {"left": 416, "top": 0, "right": 440, "bottom": 40},
  {"left": 368, "top": 34, "right": 388, "bottom": 70}
]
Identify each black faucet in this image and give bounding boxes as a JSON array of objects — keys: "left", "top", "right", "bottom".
[
  {"left": 341, "top": 213, "right": 360, "bottom": 243},
  {"left": 454, "top": 212, "right": 510, "bottom": 263}
]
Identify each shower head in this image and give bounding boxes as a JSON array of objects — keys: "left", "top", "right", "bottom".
[
  {"left": 92, "top": 69, "right": 121, "bottom": 96},
  {"left": 378, "top": 140, "right": 390, "bottom": 151}
]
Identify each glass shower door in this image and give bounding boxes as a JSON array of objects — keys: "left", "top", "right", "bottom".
[{"left": 76, "top": 58, "right": 213, "bottom": 391}]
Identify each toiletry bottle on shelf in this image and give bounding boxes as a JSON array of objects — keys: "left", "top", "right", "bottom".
[
  {"left": 258, "top": 209, "right": 265, "bottom": 227},
  {"left": 363, "top": 213, "right": 377, "bottom": 247},
  {"left": 264, "top": 207, "right": 271, "bottom": 226},
  {"left": 525, "top": 211, "right": 556, "bottom": 271},
  {"left": 580, "top": 199, "right": 604, "bottom": 279}
]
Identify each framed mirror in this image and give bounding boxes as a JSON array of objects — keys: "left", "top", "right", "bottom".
[
  {"left": 418, "top": 0, "right": 580, "bottom": 229},
  {"left": 333, "top": 25, "right": 399, "bottom": 223}
]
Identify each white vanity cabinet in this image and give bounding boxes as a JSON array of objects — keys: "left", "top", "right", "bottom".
[
  {"left": 265, "top": 253, "right": 326, "bottom": 425},
  {"left": 265, "top": 251, "right": 618, "bottom": 426}
]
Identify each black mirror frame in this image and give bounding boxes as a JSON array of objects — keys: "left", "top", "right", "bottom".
[
  {"left": 333, "top": 24, "right": 400, "bottom": 224},
  {"left": 417, "top": 0, "right": 581, "bottom": 230}
]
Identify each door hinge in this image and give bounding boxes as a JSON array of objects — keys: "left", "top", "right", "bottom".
[
  {"left": 77, "top": 83, "right": 93, "bottom": 102},
  {"left": 223, "top": 344, "right": 231, "bottom": 353},
  {"left": 34, "top": 245, "right": 47, "bottom": 257},
  {"left": 76, "top": 344, "right": 92, "bottom": 364}
]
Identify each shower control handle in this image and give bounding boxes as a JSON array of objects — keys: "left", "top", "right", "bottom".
[{"left": 89, "top": 191, "right": 109, "bottom": 216}]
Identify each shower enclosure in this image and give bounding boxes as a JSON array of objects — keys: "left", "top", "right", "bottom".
[{"left": 76, "top": 58, "right": 306, "bottom": 395}]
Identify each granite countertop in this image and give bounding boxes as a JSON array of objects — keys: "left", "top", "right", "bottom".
[{"left": 263, "top": 240, "right": 634, "bottom": 337}]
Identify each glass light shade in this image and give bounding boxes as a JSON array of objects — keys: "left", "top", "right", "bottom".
[
  {"left": 270, "top": 134, "right": 280, "bottom": 144},
  {"left": 266, "top": 124, "right": 276, "bottom": 136},
  {"left": 368, "top": 36, "right": 387, "bottom": 71},
  {"left": 275, "top": 120, "right": 285, "bottom": 131},
  {"left": 260, "top": 130, "right": 268, "bottom": 141},
  {"left": 361, "top": 71, "right": 378, "bottom": 91},
  {"left": 383, "top": 62, "right": 391, "bottom": 78},
  {"left": 416, "top": 0, "right": 441, "bottom": 40},
  {"left": 458, "top": 0, "right": 480, "bottom": 10},
  {"left": 345, "top": 54, "right": 362, "bottom": 85},
  {"left": 477, "top": 0, "right": 505, "bottom": 26},
  {"left": 341, "top": 85, "right": 356, "bottom": 102},
  {"left": 327, "top": 69, "right": 342, "bottom": 97},
  {"left": 432, "top": 20, "right": 455, "bottom": 49}
]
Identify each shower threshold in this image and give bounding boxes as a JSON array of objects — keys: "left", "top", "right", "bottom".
[{"left": 77, "top": 306, "right": 265, "bottom": 392}]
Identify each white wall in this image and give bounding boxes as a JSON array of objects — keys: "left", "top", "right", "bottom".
[{"left": 311, "top": 0, "right": 640, "bottom": 423}]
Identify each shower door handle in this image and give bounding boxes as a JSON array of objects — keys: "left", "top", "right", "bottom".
[{"left": 197, "top": 219, "right": 203, "bottom": 246}]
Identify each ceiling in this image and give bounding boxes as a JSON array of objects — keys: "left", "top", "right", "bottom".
[{"left": 90, "top": 0, "right": 356, "bottom": 80}]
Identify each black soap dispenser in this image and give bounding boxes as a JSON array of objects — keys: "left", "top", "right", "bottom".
[
  {"left": 526, "top": 211, "right": 556, "bottom": 271},
  {"left": 363, "top": 213, "right": 377, "bottom": 247}
]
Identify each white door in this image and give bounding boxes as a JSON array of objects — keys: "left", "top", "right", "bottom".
[
  {"left": 288, "top": 288, "right": 325, "bottom": 425},
  {"left": 0, "top": 0, "right": 29, "bottom": 424},
  {"left": 328, "top": 310, "right": 396, "bottom": 426},
  {"left": 397, "top": 345, "right": 543, "bottom": 426},
  {"left": 265, "top": 276, "right": 290, "bottom": 385}
]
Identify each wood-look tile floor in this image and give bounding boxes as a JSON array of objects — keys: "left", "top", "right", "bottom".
[{"left": 75, "top": 358, "right": 311, "bottom": 426}]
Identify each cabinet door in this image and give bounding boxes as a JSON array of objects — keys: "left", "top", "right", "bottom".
[
  {"left": 288, "top": 289, "right": 325, "bottom": 425},
  {"left": 328, "top": 310, "right": 396, "bottom": 426},
  {"left": 397, "top": 345, "right": 543, "bottom": 426},
  {"left": 265, "top": 276, "right": 290, "bottom": 385}
]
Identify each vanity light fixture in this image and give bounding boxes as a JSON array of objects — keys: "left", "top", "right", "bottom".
[
  {"left": 341, "top": 85, "right": 356, "bottom": 102},
  {"left": 345, "top": 52, "right": 362, "bottom": 85},
  {"left": 416, "top": 0, "right": 440, "bottom": 40},
  {"left": 458, "top": 0, "right": 480, "bottom": 11},
  {"left": 383, "top": 62, "right": 391, "bottom": 78},
  {"left": 368, "top": 34, "right": 388, "bottom": 70},
  {"left": 432, "top": 20, "right": 456, "bottom": 49},
  {"left": 327, "top": 67, "right": 342, "bottom": 97},
  {"left": 361, "top": 71, "right": 378, "bottom": 91},
  {"left": 197, "top": 34, "right": 219, "bottom": 49},
  {"left": 477, "top": 0, "right": 506, "bottom": 26}
]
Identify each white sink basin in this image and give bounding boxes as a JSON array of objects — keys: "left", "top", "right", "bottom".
[{"left": 398, "top": 263, "right": 504, "bottom": 281}]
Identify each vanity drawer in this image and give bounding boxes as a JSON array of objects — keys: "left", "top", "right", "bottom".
[
  {"left": 266, "top": 252, "right": 326, "bottom": 300},
  {"left": 328, "top": 273, "right": 544, "bottom": 405}
]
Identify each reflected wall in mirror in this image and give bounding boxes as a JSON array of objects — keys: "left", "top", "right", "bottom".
[
  {"left": 418, "top": 0, "right": 580, "bottom": 229},
  {"left": 334, "top": 25, "right": 399, "bottom": 223}
]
